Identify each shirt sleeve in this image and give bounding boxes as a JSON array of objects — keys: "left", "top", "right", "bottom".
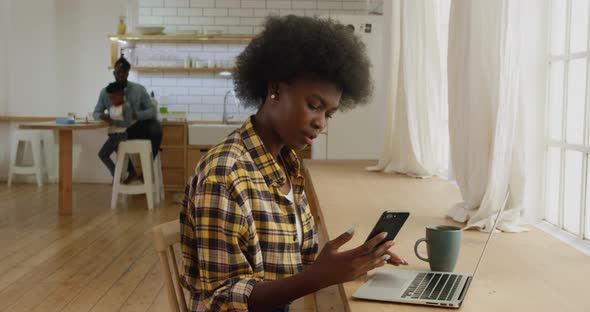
[
  {"left": 188, "top": 177, "right": 263, "bottom": 311},
  {"left": 134, "top": 85, "right": 156, "bottom": 120},
  {"left": 93, "top": 89, "right": 108, "bottom": 120}
]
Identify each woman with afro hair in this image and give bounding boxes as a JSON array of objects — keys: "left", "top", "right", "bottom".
[{"left": 180, "top": 15, "right": 407, "bottom": 312}]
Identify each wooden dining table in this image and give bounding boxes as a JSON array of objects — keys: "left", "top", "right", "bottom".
[{"left": 19, "top": 121, "right": 107, "bottom": 215}]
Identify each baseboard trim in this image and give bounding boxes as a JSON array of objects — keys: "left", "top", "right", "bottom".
[{"left": 536, "top": 221, "right": 590, "bottom": 256}]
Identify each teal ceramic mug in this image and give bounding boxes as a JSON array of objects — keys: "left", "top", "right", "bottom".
[{"left": 414, "top": 225, "right": 462, "bottom": 272}]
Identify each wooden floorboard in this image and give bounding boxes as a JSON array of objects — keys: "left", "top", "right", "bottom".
[{"left": 0, "top": 183, "right": 315, "bottom": 311}]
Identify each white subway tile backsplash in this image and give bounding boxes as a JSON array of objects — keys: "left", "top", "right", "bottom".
[
  {"left": 189, "top": 105, "right": 217, "bottom": 113},
  {"left": 203, "top": 78, "right": 228, "bottom": 87},
  {"left": 228, "top": 26, "right": 253, "bottom": 34},
  {"left": 202, "top": 43, "right": 228, "bottom": 52},
  {"left": 178, "top": 8, "right": 204, "bottom": 16},
  {"left": 140, "top": 0, "right": 164, "bottom": 8},
  {"left": 178, "top": 25, "right": 204, "bottom": 33},
  {"left": 201, "top": 95, "right": 223, "bottom": 105},
  {"left": 153, "top": 7, "right": 178, "bottom": 15},
  {"left": 204, "top": 8, "right": 229, "bottom": 16},
  {"left": 304, "top": 9, "right": 329, "bottom": 17},
  {"left": 139, "top": 16, "right": 165, "bottom": 25},
  {"left": 164, "top": 87, "right": 190, "bottom": 95},
  {"left": 329, "top": 9, "right": 352, "bottom": 15},
  {"left": 165, "top": 0, "right": 189, "bottom": 8},
  {"left": 190, "top": 87, "right": 213, "bottom": 95},
  {"left": 279, "top": 9, "right": 304, "bottom": 15},
  {"left": 215, "top": 17, "right": 241, "bottom": 25},
  {"left": 164, "top": 25, "right": 178, "bottom": 33},
  {"left": 178, "top": 42, "right": 203, "bottom": 51},
  {"left": 239, "top": 17, "right": 264, "bottom": 26},
  {"left": 138, "top": 78, "right": 153, "bottom": 86},
  {"left": 166, "top": 104, "right": 189, "bottom": 112},
  {"left": 241, "top": 0, "right": 266, "bottom": 8},
  {"left": 191, "top": 0, "right": 215, "bottom": 7},
  {"left": 152, "top": 78, "right": 178, "bottom": 86},
  {"left": 215, "top": 0, "right": 242, "bottom": 8},
  {"left": 164, "top": 72, "right": 189, "bottom": 78},
  {"left": 343, "top": 2, "right": 367, "bottom": 10},
  {"left": 228, "top": 43, "right": 248, "bottom": 52},
  {"left": 165, "top": 16, "right": 190, "bottom": 24},
  {"left": 292, "top": 1, "right": 316, "bottom": 9},
  {"left": 160, "top": 95, "right": 178, "bottom": 104},
  {"left": 178, "top": 95, "right": 203, "bottom": 104},
  {"left": 317, "top": 1, "right": 342, "bottom": 9},
  {"left": 178, "top": 78, "right": 203, "bottom": 86},
  {"left": 139, "top": 8, "right": 153, "bottom": 15},
  {"left": 190, "top": 16, "right": 215, "bottom": 25},
  {"left": 229, "top": 8, "right": 254, "bottom": 16},
  {"left": 266, "top": 1, "right": 291, "bottom": 9},
  {"left": 140, "top": 0, "right": 368, "bottom": 120},
  {"left": 214, "top": 87, "right": 232, "bottom": 95},
  {"left": 254, "top": 9, "right": 279, "bottom": 16},
  {"left": 139, "top": 72, "right": 165, "bottom": 78}
]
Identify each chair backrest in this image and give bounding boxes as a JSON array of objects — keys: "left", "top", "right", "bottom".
[{"left": 152, "top": 220, "right": 188, "bottom": 312}]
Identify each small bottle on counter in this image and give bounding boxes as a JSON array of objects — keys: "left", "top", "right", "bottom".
[{"left": 118, "top": 16, "right": 126, "bottom": 35}]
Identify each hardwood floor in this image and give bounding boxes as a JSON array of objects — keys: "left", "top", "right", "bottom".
[{"left": 0, "top": 183, "right": 315, "bottom": 312}]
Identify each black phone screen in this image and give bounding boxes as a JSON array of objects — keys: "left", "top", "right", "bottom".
[{"left": 365, "top": 211, "right": 410, "bottom": 247}]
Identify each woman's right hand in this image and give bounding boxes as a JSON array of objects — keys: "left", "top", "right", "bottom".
[{"left": 307, "top": 229, "right": 395, "bottom": 288}]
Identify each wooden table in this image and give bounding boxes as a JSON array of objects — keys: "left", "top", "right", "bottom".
[
  {"left": 304, "top": 160, "right": 590, "bottom": 312},
  {"left": 19, "top": 121, "right": 107, "bottom": 214}
]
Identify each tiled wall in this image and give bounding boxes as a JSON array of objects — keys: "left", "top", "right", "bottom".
[{"left": 136, "top": 0, "right": 376, "bottom": 121}]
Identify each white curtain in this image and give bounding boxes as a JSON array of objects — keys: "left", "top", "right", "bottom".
[
  {"left": 446, "top": 0, "right": 528, "bottom": 232},
  {"left": 367, "top": 0, "right": 448, "bottom": 178}
]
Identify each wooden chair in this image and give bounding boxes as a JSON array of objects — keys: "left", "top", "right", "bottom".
[{"left": 152, "top": 220, "right": 188, "bottom": 312}]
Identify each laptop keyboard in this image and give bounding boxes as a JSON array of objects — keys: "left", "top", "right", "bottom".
[{"left": 401, "top": 273, "right": 463, "bottom": 301}]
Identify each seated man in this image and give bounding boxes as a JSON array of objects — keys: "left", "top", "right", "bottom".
[{"left": 94, "top": 56, "right": 162, "bottom": 182}]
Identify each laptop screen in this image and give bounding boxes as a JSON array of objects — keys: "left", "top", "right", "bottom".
[{"left": 470, "top": 193, "right": 510, "bottom": 278}]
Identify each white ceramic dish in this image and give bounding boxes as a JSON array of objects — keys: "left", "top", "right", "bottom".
[{"left": 136, "top": 26, "right": 165, "bottom": 35}]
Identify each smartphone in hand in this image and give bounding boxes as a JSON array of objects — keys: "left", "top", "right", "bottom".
[{"left": 365, "top": 211, "right": 410, "bottom": 248}]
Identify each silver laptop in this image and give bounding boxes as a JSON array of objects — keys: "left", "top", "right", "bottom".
[{"left": 352, "top": 194, "right": 509, "bottom": 308}]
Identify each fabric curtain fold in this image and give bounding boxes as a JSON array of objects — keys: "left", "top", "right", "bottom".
[
  {"left": 446, "top": 0, "right": 527, "bottom": 232},
  {"left": 368, "top": 0, "right": 448, "bottom": 178}
]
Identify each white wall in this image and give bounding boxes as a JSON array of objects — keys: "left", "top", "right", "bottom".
[
  {"left": 0, "top": 0, "right": 130, "bottom": 183},
  {"left": 0, "top": 0, "right": 9, "bottom": 115},
  {"left": 0, "top": 0, "right": 13, "bottom": 179}
]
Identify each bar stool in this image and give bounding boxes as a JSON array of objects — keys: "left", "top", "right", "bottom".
[
  {"left": 111, "top": 140, "right": 164, "bottom": 210},
  {"left": 7, "top": 129, "right": 48, "bottom": 187}
]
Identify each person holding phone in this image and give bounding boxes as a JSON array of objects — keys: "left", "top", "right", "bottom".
[{"left": 180, "top": 15, "right": 407, "bottom": 312}]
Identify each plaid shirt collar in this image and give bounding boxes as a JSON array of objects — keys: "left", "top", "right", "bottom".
[{"left": 239, "top": 116, "right": 303, "bottom": 188}]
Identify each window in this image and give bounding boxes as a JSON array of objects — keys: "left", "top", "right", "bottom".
[{"left": 545, "top": 0, "right": 590, "bottom": 239}]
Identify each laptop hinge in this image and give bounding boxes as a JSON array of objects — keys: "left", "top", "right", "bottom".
[{"left": 458, "top": 276, "right": 473, "bottom": 302}]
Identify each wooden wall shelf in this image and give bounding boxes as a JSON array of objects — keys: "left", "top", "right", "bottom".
[
  {"left": 107, "top": 66, "right": 234, "bottom": 73},
  {"left": 108, "top": 34, "right": 254, "bottom": 42}
]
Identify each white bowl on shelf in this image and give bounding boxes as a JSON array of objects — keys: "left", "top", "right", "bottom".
[{"left": 136, "top": 26, "right": 165, "bottom": 35}]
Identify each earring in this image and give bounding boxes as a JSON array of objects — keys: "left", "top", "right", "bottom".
[{"left": 270, "top": 94, "right": 276, "bottom": 99}]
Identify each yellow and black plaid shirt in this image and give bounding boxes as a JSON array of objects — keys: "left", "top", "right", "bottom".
[{"left": 180, "top": 116, "right": 319, "bottom": 311}]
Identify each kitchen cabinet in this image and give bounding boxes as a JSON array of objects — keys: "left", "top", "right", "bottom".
[{"left": 160, "top": 121, "right": 187, "bottom": 191}]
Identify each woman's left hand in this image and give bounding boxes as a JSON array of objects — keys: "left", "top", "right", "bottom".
[{"left": 385, "top": 249, "right": 408, "bottom": 266}]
